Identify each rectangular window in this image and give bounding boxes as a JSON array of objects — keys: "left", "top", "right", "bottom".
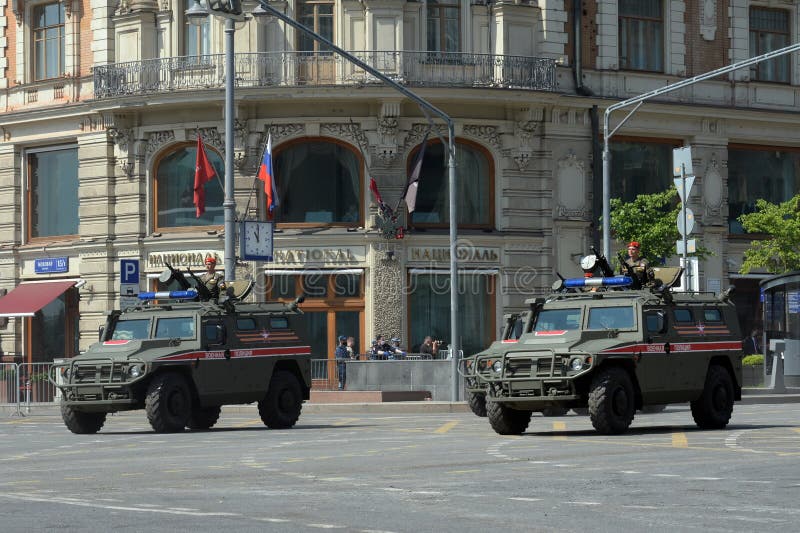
[
  {"left": 610, "top": 139, "right": 677, "bottom": 203},
  {"left": 427, "top": 1, "right": 460, "bottom": 54},
  {"left": 703, "top": 309, "right": 723, "bottom": 323},
  {"left": 27, "top": 147, "right": 79, "bottom": 239},
  {"left": 619, "top": 0, "right": 663, "bottom": 72},
  {"left": 408, "top": 273, "right": 494, "bottom": 356},
  {"left": 298, "top": 0, "right": 334, "bottom": 54},
  {"left": 727, "top": 147, "right": 800, "bottom": 233},
  {"left": 750, "top": 7, "right": 790, "bottom": 83},
  {"left": 587, "top": 307, "right": 635, "bottom": 330},
  {"left": 184, "top": 0, "right": 210, "bottom": 57},
  {"left": 236, "top": 318, "right": 257, "bottom": 331},
  {"left": 674, "top": 308, "right": 693, "bottom": 324},
  {"left": 33, "top": 1, "right": 65, "bottom": 80}
]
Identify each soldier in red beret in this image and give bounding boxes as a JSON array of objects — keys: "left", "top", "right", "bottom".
[{"left": 622, "top": 241, "right": 649, "bottom": 281}]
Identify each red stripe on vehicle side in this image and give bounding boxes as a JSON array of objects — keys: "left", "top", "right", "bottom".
[
  {"left": 535, "top": 330, "right": 567, "bottom": 336},
  {"left": 158, "top": 345, "right": 312, "bottom": 361},
  {"left": 600, "top": 341, "right": 742, "bottom": 354}
]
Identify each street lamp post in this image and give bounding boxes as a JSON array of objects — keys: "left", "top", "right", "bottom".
[{"left": 187, "top": 1, "right": 239, "bottom": 282}]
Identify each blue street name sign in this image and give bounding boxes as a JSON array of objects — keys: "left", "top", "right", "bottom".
[{"left": 34, "top": 257, "right": 68, "bottom": 274}]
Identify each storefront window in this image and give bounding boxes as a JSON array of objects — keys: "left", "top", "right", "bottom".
[
  {"left": 408, "top": 273, "right": 495, "bottom": 356},
  {"left": 273, "top": 140, "right": 362, "bottom": 225},
  {"left": 728, "top": 147, "right": 800, "bottom": 234},
  {"left": 28, "top": 289, "right": 77, "bottom": 363},
  {"left": 610, "top": 140, "right": 676, "bottom": 203},
  {"left": 409, "top": 140, "right": 493, "bottom": 228},
  {"left": 154, "top": 143, "right": 224, "bottom": 230},
  {"left": 28, "top": 147, "right": 79, "bottom": 239}
]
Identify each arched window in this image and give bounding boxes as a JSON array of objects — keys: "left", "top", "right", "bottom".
[
  {"left": 273, "top": 139, "right": 362, "bottom": 225},
  {"left": 408, "top": 139, "right": 493, "bottom": 228},
  {"left": 154, "top": 143, "right": 224, "bottom": 230}
]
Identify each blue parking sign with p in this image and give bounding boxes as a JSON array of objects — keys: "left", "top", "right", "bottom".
[{"left": 121, "top": 259, "right": 140, "bottom": 284}]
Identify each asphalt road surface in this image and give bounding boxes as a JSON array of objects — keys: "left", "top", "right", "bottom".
[{"left": 1, "top": 404, "right": 798, "bottom": 533}]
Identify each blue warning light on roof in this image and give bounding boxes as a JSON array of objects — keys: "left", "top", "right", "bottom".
[
  {"left": 138, "top": 290, "right": 198, "bottom": 300},
  {"left": 563, "top": 276, "right": 633, "bottom": 288}
]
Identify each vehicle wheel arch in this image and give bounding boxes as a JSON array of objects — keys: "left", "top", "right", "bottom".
[
  {"left": 273, "top": 360, "right": 310, "bottom": 400},
  {"left": 708, "top": 355, "right": 741, "bottom": 400},
  {"left": 593, "top": 359, "right": 643, "bottom": 411}
]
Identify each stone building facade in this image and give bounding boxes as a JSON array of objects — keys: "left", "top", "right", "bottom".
[{"left": 0, "top": 0, "right": 795, "bottom": 363}]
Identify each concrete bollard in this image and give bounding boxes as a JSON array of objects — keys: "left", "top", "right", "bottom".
[{"left": 768, "top": 340, "right": 786, "bottom": 393}]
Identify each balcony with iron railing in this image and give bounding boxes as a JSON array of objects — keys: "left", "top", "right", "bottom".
[{"left": 92, "top": 51, "right": 558, "bottom": 99}]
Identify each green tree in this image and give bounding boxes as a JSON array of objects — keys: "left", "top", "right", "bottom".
[
  {"left": 609, "top": 188, "right": 680, "bottom": 267},
  {"left": 738, "top": 194, "right": 800, "bottom": 274}
]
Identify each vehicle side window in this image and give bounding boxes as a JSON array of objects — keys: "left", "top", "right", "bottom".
[
  {"left": 674, "top": 308, "right": 693, "bottom": 323},
  {"left": 703, "top": 308, "right": 723, "bottom": 323},
  {"left": 203, "top": 320, "right": 225, "bottom": 345},
  {"left": 645, "top": 311, "right": 667, "bottom": 334},
  {"left": 270, "top": 317, "right": 289, "bottom": 329},
  {"left": 236, "top": 318, "right": 256, "bottom": 330},
  {"left": 587, "top": 307, "right": 635, "bottom": 330},
  {"left": 154, "top": 317, "right": 195, "bottom": 339}
]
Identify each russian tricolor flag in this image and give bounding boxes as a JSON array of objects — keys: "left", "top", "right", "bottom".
[{"left": 258, "top": 133, "right": 279, "bottom": 219}]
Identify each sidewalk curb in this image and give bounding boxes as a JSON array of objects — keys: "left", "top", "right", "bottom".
[{"left": 4, "top": 395, "right": 800, "bottom": 417}]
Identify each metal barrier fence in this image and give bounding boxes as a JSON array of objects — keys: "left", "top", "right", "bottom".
[
  {"left": 0, "top": 362, "right": 57, "bottom": 414},
  {"left": 311, "top": 355, "right": 437, "bottom": 391}
]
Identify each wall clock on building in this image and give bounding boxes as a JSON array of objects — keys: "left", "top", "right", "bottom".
[{"left": 240, "top": 220, "right": 274, "bottom": 261}]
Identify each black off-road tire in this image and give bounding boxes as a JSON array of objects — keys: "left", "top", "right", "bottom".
[
  {"left": 468, "top": 392, "right": 488, "bottom": 417},
  {"left": 61, "top": 402, "right": 107, "bottom": 434},
  {"left": 641, "top": 404, "right": 667, "bottom": 414},
  {"left": 542, "top": 406, "right": 569, "bottom": 417},
  {"left": 588, "top": 367, "right": 636, "bottom": 435},
  {"left": 258, "top": 371, "right": 303, "bottom": 429},
  {"left": 691, "top": 365, "right": 734, "bottom": 430},
  {"left": 187, "top": 405, "right": 222, "bottom": 430},
  {"left": 487, "top": 400, "right": 532, "bottom": 435},
  {"left": 145, "top": 373, "right": 191, "bottom": 433}
]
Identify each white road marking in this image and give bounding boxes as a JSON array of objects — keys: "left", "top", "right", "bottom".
[
  {"left": 566, "top": 501, "right": 601, "bottom": 506},
  {"left": 509, "top": 497, "right": 542, "bottom": 502},
  {"left": 0, "top": 493, "right": 237, "bottom": 517},
  {"left": 306, "top": 524, "right": 345, "bottom": 529}
]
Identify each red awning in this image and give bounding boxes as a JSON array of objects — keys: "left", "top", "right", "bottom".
[{"left": 0, "top": 281, "right": 77, "bottom": 318}]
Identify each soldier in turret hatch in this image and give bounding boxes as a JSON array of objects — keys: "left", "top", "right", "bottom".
[{"left": 200, "top": 257, "right": 226, "bottom": 299}]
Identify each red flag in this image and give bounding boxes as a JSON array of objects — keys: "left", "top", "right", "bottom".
[
  {"left": 369, "top": 178, "right": 383, "bottom": 205},
  {"left": 194, "top": 136, "right": 216, "bottom": 218},
  {"left": 257, "top": 133, "right": 279, "bottom": 220},
  {"left": 404, "top": 133, "right": 429, "bottom": 213}
]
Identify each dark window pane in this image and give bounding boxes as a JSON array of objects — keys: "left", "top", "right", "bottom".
[
  {"left": 236, "top": 318, "right": 257, "bottom": 331},
  {"left": 750, "top": 8, "right": 790, "bottom": 83},
  {"left": 302, "top": 274, "right": 328, "bottom": 298},
  {"left": 335, "top": 311, "right": 359, "bottom": 355},
  {"left": 270, "top": 317, "right": 289, "bottom": 329},
  {"left": 156, "top": 144, "right": 224, "bottom": 229},
  {"left": 29, "top": 148, "right": 79, "bottom": 238},
  {"left": 333, "top": 274, "right": 361, "bottom": 297},
  {"left": 273, "top": 141, "right": 361, "bottom": 224},
  {"left": 610, "top": 141, "right": 674, "bottom": 203},
  {"left": 619, "top": 0, "right": 663, "bottom": 71},
  {"left": 727, "top": 148, "right": 800, "bottom": 233},
  {"left": 33, "top": 2, "right": 64, "bottom": 81},
  {"left": 674, "top": 309, "right": 693, "bottom": 323},
  {"left": 268, "top": 274, "right": 296, "bottom": 299},
  {"left": 704, "top": 309, "right": 722, "bottom": 323},
  {"left": 410, "top": 142, "right": 491, "bottom": 227},
  {"left": 408, "top": 273, "right": 493, "bottom": 356}
]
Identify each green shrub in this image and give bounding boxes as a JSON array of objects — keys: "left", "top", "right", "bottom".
[{"left": 742, "top": 354, "right": 764, "bottom": 366}]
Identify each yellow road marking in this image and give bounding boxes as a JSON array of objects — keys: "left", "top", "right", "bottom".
[
  {"left": 434, "top": 421, "right": 460, "bottom": 434},
  {"left": 231, "top": 419, "right": 264, "bottom": 428},
  {"left": 792, "top": 428, "right": 800, "bottom": 435},
  {"left": 552, "top": 421, "right": 567, "bottom": 440},
  {"left": 671, "top": 432, "right": 689, "bottom": 448},
  {"left": 120, "top": 473, "right": 144, "bottom": 477},
  {"left": 332, "top": 418, "right": 360, "bottom": 426}
]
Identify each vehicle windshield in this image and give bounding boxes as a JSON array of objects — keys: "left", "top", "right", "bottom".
[
  {"left": 154, "top": 317, "right": 196, "bottom": 339},
  {"left": 587, "top": 306, "right": 635, "bottom": 330},
  {"left": 110, "top": 319, "right": 150, "bottom": 340},
  {"left": 533, "top": 308, "right": 581, "bottom": 331}
]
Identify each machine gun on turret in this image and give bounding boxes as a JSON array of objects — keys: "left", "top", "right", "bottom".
[{"left": 158, "top": 261, "right": 214, "bottom": 302}]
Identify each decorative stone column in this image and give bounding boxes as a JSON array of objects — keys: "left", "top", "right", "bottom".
[{"left": 368, "top": 242, "right": 404, "bottom": 342}]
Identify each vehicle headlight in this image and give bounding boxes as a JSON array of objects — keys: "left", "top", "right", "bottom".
[
  {"left": 492, "top": 360, "right": 503, "bottom": 373},
  {"left": 570, "top": 357, "right": 584, "bottom": 371},
  {"left": 128, "top": 364, "right": 144, "bottom": 378}
]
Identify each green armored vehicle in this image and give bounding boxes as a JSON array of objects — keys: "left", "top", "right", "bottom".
[
  {"left": 473, "top": 251, "right": 743, "bottom": 435},
  {"left": 49, "top": 266, "right": 312, "bottom": 434}
]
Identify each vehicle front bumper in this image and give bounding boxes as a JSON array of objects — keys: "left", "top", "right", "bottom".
[{"left": 49, "top": 357, "right": 149, "bottom": 409}]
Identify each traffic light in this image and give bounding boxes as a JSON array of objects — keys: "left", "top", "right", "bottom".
[{"left": 208, "top": 0, "right": 242, "bottom": 15}]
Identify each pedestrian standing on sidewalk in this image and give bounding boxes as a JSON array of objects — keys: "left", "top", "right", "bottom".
[{"left": 335, "top": 335, "right": 349, "bottom": 390}]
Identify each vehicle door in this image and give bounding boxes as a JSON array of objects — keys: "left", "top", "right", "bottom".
[
  {"left": 638, "top": 307, "right": 675, "bottom": 395},
  {"left": 191, "top": 316, "right": 238, "bottom": 399}
]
